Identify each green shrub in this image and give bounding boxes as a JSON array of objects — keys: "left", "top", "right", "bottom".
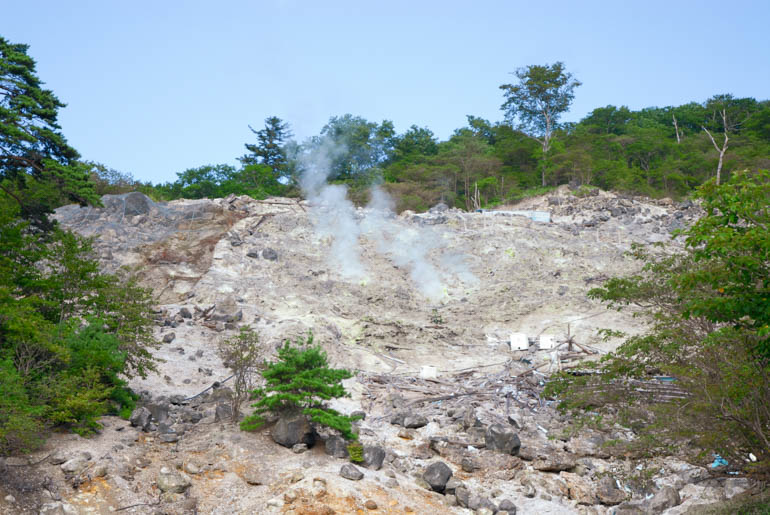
[
  {"left": 0, "top": 204, "right": 157, "bottom": 454},
  {"left": 347, "top": 442, "right": 364, "bottom": 463},
  {"left": 549, "top": 171, "right": 770, "bottom": 474},
  {"left": 218, "top": 326, "right": 267, "bottom": 422},
  {"left": 241, "top": 332, "right": 358, "bottom": 440}
]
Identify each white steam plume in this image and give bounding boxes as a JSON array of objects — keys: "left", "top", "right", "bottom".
[
  {"left": 298, "top": 142, "right": 476, "bottom": 300},
  {"left": 361, "top": 187, "right": 445, "bottom": 302},
  {"left": 300, "top": 138, "right": 367, "bottom": 280}
]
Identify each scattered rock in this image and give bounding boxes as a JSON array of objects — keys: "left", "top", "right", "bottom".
[
  {"left": 364, "top": 499, "right": 377, "bottom": 510},
  {"left": 561, "top": 472, "right": 597, "bottom": 505},
  {"left": 292, "top": 443, "right": 308, "bottom": 454},
  {"left": 262, "top": 248, "right": 278, "bottom": 260},
  {"left": 390, "top": 411, "right": 407, "bottom": 426},
  {"left": 498, "top": 499, "right": 517, "bottom": 513},
  {"left": 533, "top": 453, "right": 576, "bottom": 472},
  {"left": 362, "top": 445, "right": 386, "bottom": 470},
  {"left": 455, "top": 486, "right": 471, "bottom": 508},
  {"left": 462, "top": 408, "right": 482, "bottom": 430},
  {"left": 325, "top": 435, "right": 349, "bottom": 459},
  {"left": 403, "top": 415, "right": 428, "bottom": 429},
  {"left": 272, "top": 413, "right": 316, "bottom": 448},
  {"left": 648, "top": 486, "right": 681, "bottom": 512},
  {"left": 445, "top": 477, "right": 462, "bottom": 495},
  {"left": 340, "top": 463, "right": 364, "bottom": 481},
  {"left": 461, "top": 456, "right": 477, "bottom": 473},
  {"left": 397, "top": 428, "right": 415, "bottom": 440},
  {"left": 183, "top": 460, "right": 202, "bottom": 475},
  {"left": 60, "top": 454, "right": 90, "bottom": 474},
  {"left": 146, "top": 401, "right": 170, "bottom": 424},
  {"left": 162, "top": 332, "right": 176, "bottom": 343},
  {"left": 423, "top": 461, "right": 453, "bottom": 493},
  {"left": 129, "top": 406, "right": 152, "bottom": 430},
  {"left": 240, "top": 468, "right": 263, "bottom": 485},
  {"left": 596, "top": 476, "right": 626, "bottom": 505},
  {"left": 39, "top": 501, "right": 78, "bottom": 515},
  {"left": 214, "top": 403, "right": 233, "bottom": 422},
  {"left": 157, "top": 466, "right": 191, "bottom": 493},
  {"left": 485, "top": 424, "right": 521, "bottom": 455}
]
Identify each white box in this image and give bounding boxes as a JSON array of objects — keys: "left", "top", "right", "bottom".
[
  {"left": 539, "top": 334, "right": 557, "bottom": 350},
  {"left": 419, "top": 366, "right": 438, "bottom": 379},
  {"left": 509, "top": 333, "right": 529, "bottom": 351}
]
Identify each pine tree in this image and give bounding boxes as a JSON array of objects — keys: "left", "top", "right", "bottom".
[
  {"left": 0, "top": 36, "right": 97, "bottom": 228},
  {"left": 239, "top": 116, "right": 292, "bottom": 181},
  {"left": 241, "top": 333, "right": 358, "bottom": 440}
]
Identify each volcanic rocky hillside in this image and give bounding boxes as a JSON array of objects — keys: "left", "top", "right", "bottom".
[{"left": 1, "top": 188, "right": 750, "bottom": 515}]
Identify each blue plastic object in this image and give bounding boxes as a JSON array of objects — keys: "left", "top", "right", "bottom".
[{"left": 709, "top": 454, "right": 728, "bottom": 468}]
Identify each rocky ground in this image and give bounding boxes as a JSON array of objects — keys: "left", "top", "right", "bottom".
[{"left": 0, "top": 187, "right": 757, "bottom": 514}]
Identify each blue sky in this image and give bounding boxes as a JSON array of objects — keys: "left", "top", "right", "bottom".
[{"left": 3, "top": 0, "right": 769, "bottom": 184}]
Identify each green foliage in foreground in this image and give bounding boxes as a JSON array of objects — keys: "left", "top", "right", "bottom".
[
  {"left": 0, "top": 200, "right": 158, "bottom": 454},
  {"left": 241, "top": 333, "right": 358, "bottom": 440},
  {"left": 0, "top": 36, "right": 98, "bottom": 228},
  {"left": 547, "top": 170, "right": 770, "bottom": 475}
]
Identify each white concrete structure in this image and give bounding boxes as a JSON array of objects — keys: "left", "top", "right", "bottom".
[
  {"left": 509, "top": 332, "right": 530, "bottom": 351},
  {"left": 419, "top": 365, "right": 438, "bottom": 379},
  {"left": 539, "top": 334, "right": 558, "bottom": 350}
]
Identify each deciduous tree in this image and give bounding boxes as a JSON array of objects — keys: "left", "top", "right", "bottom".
[{"left": 500, "top": 62, "right": 581, "bottom": 186}]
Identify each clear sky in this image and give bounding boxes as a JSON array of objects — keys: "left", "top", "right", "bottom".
[{"left": 3, "top": 0, "right": 769, "bottom": 184}]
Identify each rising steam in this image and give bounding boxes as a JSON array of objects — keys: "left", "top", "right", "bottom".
[{"left": 299, "top": 138, "right": 476, "bottom": 301}]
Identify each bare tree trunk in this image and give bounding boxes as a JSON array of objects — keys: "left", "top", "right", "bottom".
[
  {"left": 672, "top": 114, "right": 681, "bottom": 144},
  {"left": 541, "top": 114, "right": 552, "bottom": 187},
  {"left": 702, "top": 109, "right": 729, "bottom": 185}
]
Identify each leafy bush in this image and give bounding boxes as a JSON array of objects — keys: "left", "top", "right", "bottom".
[
  {"left": 241, "top": 332, "right": 358, "bottom": 440},
  {"left": 548, "top": 170, "right": 770, "bottom": 474},
  {"left": 218, "top": 326, "right": 267, "bottom": 422},
  {"left": 0, "top": 201, "right": 157, "bottom": 454}
]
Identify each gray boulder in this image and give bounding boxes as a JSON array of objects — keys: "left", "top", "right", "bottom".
[
  {"left": 339, "top": 464, "right": 364, "bottom": 481},
  {"left": 390, "top": 411, "right": 407, "bottom": 426},
  {"left": 262, "top": 248, "right": 278, "bottom": 261},
  {"left": 271, "top": 413, "right": 316, "bottom": 448},
  {"left": 146, "top": 401, "right": 170, "bottom": 424},
  {"left": 404, "top": 415, "right": 428, "bottom": 429},
  {"left": 423, "top": 461, "right": 453, "bottom": 493},
  {"left": 122, "top": 192, "right": 152, "bottom": 216},
  {"left": 325, "top": 435, "right": 349, "bottom": 459},
  {"left": 498, "top": 499, "right": 517, "bottom": 513},
  {"left": 445, "top": 477, "right": 462, "bottom": 495},
  {"left": 455, "top": 486, "right": 471, "bottom": 508},
  {"left": 362, "top": 445, "right": 386, "bottom": 470},
  {"left": 162, "top": 332, "right": 176, "bottom": 343},
  {"left": 157, "top": 466, "right": 190, "bottom": 493},
  {"left": 129, "top": 407, "right": 152, "bottom": 431},
  {"left": 485, "top": 423, "right": 521, "bottom": 455},
  {"left": 214, "top": 403, "right": 232, "bottom": 422},
  {"left": 469, "top": 495, "right": 496, "bottom": 512},
  {"left": 60, "top": 454, "right": 90, "bottom": 474}
]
